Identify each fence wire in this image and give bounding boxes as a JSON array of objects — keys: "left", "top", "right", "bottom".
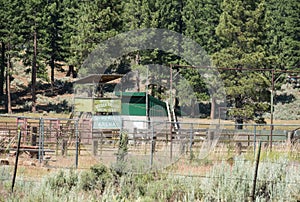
[{"left": 0, "top": 115, "right": 299, "bottom": 177}]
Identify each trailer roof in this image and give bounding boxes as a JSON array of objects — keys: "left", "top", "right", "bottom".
[{"left": 74, "top": 74, "right": 124, "bottom": 84}]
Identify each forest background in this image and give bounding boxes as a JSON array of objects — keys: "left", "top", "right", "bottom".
[{"left": 0, "top": 0, "right": 299, "bottom": 125}]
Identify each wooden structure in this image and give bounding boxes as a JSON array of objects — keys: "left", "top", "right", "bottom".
[{"left": 74, "top": 74, "right": 177, "bottom": 136}]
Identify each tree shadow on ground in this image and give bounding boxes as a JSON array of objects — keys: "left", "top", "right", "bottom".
[
  {"left": 36, "top": 100, "right": 72, "bottom": 113},
  {"left": 0, "top": 80, "right": 74, "bottom": 113}
]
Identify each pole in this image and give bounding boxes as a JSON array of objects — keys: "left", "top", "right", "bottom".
[
  {"left": 38, "top": 118, "right": 42, "bottom": 163},
  {"left": 150, "top": 122, "right": 154, "bottom": 168},
  {"left": 11, "top": 127, "right": 22, "bottom": 192},
  {"left": 253, "top": 125, "right": 257, "bottom": 153},
  {"left": 170, "top": 64, "right": 173, "bottom": 109},
  {"left": 146, "top": 65, "right": 149, "bottom": 128},
  {"left": 250, "top": 141, "right": 262, "bottom": 202},
  {"left": 75, "top": 120, "right": 79, "bottom": 169},
  {"left": 42, "top": 118, "right": 45, "bottom": 162},
  {"left": 189, "top": 123, "right": 194, "bottom": 160},
  {"left": 270, "top": 70, "right": 274, "bottom": 150},
  {"left": 218, "top": 107, "right": 221, "bottom": 125},
  {"left": 170, "top": 64, "right": 173, "bottom": 160}
]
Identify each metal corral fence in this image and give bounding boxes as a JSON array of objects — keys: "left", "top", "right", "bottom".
[
  {"left": 0, "top": 115, "right": 91, "bottom": 169},
  {"left": 0, "top": 115, "right": 299, "bottom": 170}
]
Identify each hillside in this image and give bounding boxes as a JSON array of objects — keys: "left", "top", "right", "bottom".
[
  {"left": 272, "top": 84, "right": 300, "bottom": 120},
  {"left": 1, "top": 61, "right": 300, "bottom": 121},
  {"left": 0, "top": 61, "right": 74, "bottom": 114}
]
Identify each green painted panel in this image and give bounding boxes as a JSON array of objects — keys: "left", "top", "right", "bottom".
[
  {"left": 94, "top": 99, "right": 121, "bottom": 113},
  {"left": 115, "top": 92, "right": 168, "bottom": 117},
  {"left": 149, "top": 95, "right": 167, "bottom": 117},
  {"left": 121, "top": 103, "right": 146, "bottom": 116},
  {"left": 75, "top": 98, "right": 93, "bottom": 112}
]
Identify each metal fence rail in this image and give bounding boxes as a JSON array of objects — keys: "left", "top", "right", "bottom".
[{"left": 0, "top": 115, "right": 299, "bottom": 170}]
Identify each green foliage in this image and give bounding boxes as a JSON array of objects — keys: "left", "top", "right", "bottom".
[
  {"left": 118, "top": 173, "right": 155, "bottom": 199},
  {"left": 69, "top": 0, "right": 123, "bottom": 70},
  {"left": 80, "top": 163, "right": 114, "bottom": 193},
  {"left": 111, "top": 132, "right": 129, "bottom": 175},
  {"left": 212, "top": 0, "right": 271, "bottom": 124},
  {"left": 202, "top": 158, "right": 252, "bottom": 201},
  {"left": 0, "top": 0, "right": 299, "bottom": 115},
  {"left": 47, "top": 169, "right": 79, "bottom": 194},
  {"left": 0, "top": 166, "right": 12, "bottom": 193},
  {"left": 115, "top": 173, "right": 203, "bottom": 201},
  {"left": 179, "top": 68, "right": 210, "bottom": 103},
  {"left": 263, "top": 85, "right": 300, "bottom": 120},
  {"left": 2, "top": 155, "right": 300, "bottom": 201},
  {"left": 117, "top": 131, "right": 128, "bottom": 162},
  {"left": 201, "top": 156, "right": 300, "bottom": 201},
  {"left": 183, "top": 0, "right": 223, "bottom": 55},
  {"left": 122, "top": 0, "right": 154, "bottom": 31},
  {"left": 264, "top": 0, "right": 300, "bottom": 70}
]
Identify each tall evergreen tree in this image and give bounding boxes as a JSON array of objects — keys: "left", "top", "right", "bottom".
[
  {"left": 183, "top": 0, "right": 222, "bottom": 55},
  {"left": 0, "top": 0, "right": 8, "bottom": 97},
  {"left": 69, "top": 0, "right": 123, "bottom": 73},
  {"left": 122, "top": 0, "right": 153, "bottom": 31},
  {"left": 213, "top": 0, "right": 269, "bottom": 127},
  {"left": 44, "top": 0, "right": 65, "bottom": 93},
  {"left": 153, "top": 0, "right": 185, "bottom": 64},
  {"left": 265, "top": 0, "right": 300, "bottom": 70},
  {"left": 19, "top": 0, "right": 49, "bottom": 112},
  {"left": 61, "top": 0, "right": 80, "bottom": 77},
  {"left": 182, "top": 0, "right": 223, "bottom": 118},
  {"left": 0, "top": 0, "right": 22, "bottom": 113}
]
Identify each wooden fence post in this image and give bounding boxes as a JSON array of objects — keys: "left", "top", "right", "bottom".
[
  {"left": 133, "top": 127, "right": 137, "bottom": 147},
  {"left": 93, "top": 140, "right": 98, "bottom": 156},
  {"left": 31, "top": 126, "right": 37, "bottom": 146},
  {"left": 208, "top": 130, "right": 214, "bottom": 146},
  {"left": 250, "top": 141, "right": 262, "bottom": 202},
  {"left": 62, "top": 139, "right": 68, "bottom": 156}
]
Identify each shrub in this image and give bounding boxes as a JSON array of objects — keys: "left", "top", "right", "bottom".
[
  {"left": 201, "top": 156, "right": 300, "bottom": 201},
  {"left": 79, "top": 164, "right": 114, "bottom": 193},
  {"left": 47, "top": 169, "right": 79, "bottom": 194}
]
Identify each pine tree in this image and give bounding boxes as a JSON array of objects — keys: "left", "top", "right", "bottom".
[
  {"left": 44, "top": 0, "right": 65, "bottom": 93},
  {"left": 122, "top": 0, "right": 153, "bottom": 31},
  {"left": 0, "top": 0, "right": 22, "bottom": 113},
  {"left": 153, "top": 0, "right": 185, "bottom": 64},
  {"left": 61, "top": 0, "right": 80, "bottom": 77},
  {"left": 0, "top": 0, "right": 8, "bottom": 97},
  {"left": 69, "top": 0, "right": 123, "bottom": 73},
  {"left": 182, "top": 0, "right": 223, "bottom": 118},
  {"left": 19, "top": 0, "right": 49, "bottom": 112},
  {"left": 265, "top": 0, "right": 300, "bottom": 70},
  {"left": 183, "top": 0, "right": 222, "bottom": 55},
  {"left": 122, "top": 0, "right": 154, "bottom": 62},
  {"left": 213, "top": 0, "right": 269, "bottom": 127}
]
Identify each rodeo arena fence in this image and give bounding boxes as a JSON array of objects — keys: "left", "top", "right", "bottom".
[{"left": 0, "top": 114, "right": 299, "bottom": 172}]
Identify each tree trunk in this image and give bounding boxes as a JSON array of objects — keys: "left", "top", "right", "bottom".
[
  {"left": 6, "top": 43, "right": 12, "bottom": 114},
  {"left": 235, "top": 95, "right": 244, "bottom": 129},
  {"left": 210, "top": 97, "right": 216, "bottom": 119},
  {"left": 191, "top": 98, "right": 195, "bottom": 118},
  {"left": 66, "top": 65, "right": 76, "bottom": 78},
  {"left": 0, "top": 42, "right": 5, "bottom": 96},
  {"left": 235, "top": 118, "right": 243, "bottom": 130},
  {"left": 136, "top": 70, "right": 140, "bottom": 92},
  {"left": 31, "top": 30, "right": 37, "bottom": 112},
  {"left": 50, "top": 56, "right": 55, "bottom": 94},
  {"left": 135, "top": 53, "right": 140, "bottom": 92}
]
